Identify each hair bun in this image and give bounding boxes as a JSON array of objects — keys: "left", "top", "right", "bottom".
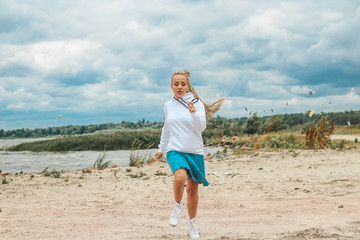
[{"left": 173, "top": 69, "right": 190, "bottom": 78}]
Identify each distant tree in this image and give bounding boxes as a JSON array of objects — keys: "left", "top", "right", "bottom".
[
  {"left": 244, "top": 113, "right": 262, "bottom": 134},
  {"left": 1, "top": 110, "right": 359, "bottom": 139},
  {"left": 264, "top": 114, "right": 287, "bottom": 132},
  {"left": 79, "top": 126, "right": 85, "bottom": 134}
]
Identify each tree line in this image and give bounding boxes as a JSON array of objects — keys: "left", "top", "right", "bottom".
[{"left": 1, "top": 110, "right": 359, "bottom": 139}]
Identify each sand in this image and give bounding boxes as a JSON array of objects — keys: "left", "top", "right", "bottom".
[{"left": 1, "top": 148, "right": 360, "bottom": 240}]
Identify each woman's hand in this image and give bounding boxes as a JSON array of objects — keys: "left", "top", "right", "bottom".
[
  {"left": 187, "top": 101, "right": 196, "bottom": 113},
  {"left": 155, "top": 152, "right": 163, "bottom": 160}
]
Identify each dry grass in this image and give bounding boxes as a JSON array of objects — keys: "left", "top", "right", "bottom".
[
  {"left": 231, "top": 119, "right": 358, "bottom": 154},
  {"left": 334, "top": 125, "right": 360, "bottom": 135},
  {"left": 305, "top": 118, "right": 336, "bottom": 149},
  {"left": 253, "top": 120, "right": 276, "bottom": 151},
  {"left": 93, "top": 152, "right": 111, "bottom": 170},
  {"left": 129, "top": 139, "right": 154, "bottom": 167}
]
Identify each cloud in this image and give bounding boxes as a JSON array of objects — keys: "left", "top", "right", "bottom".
[{"left": 0, "top": 0, "right": 359, "bottom": 130}]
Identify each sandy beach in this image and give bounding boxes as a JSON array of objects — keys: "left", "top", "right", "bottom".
[{"left": 1, "top": 148, "right": 360, "bottom": 240}]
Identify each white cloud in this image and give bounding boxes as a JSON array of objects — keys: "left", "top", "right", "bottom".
[
  {"left": 0, "top": 39, "right": 104, "bottom": 78},
  {"left": 125, "top": 21, "right": 140, "bottom": 31},
  {"left": 31, "top": 40, "right": 101, "bottom": 73}
]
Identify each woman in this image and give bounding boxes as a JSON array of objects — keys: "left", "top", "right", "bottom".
[{"left": 155, "top": 69, "right": 224, "bottom": 239}]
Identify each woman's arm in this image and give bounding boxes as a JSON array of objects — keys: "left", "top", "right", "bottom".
[
  {"left": 157, "top": 104, "right": 170, "bottom": 154},
  {"left": 190, "top": 101, "right": 206, "bottom": 131}
]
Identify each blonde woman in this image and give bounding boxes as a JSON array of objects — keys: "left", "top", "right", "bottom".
[{"left": 155, "top": 69, "right": 224, "bottom": 239}]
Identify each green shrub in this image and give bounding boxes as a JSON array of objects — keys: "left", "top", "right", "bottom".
[
  {"left": 2, "top": 177, "right": 9, "bottom": 184},
  {"left": 41, "top": 167, "right": 61, "bottom": 178},
  {"left": 339, "top": 140, "right": 345, "bottom": 150},
  {"left": 129, "top": 172, "right": 147, "bottom": 178},
  {"left": 155, "top": 171, "right": 168, "bottom": 176},
  {"left": 330, "top": 139, "right": 346, "bottom": 150},
  {"left": 262, "top": 134, "right": 304, "bottom": 150},
  {"left": 82, "top": 168, "right": 92, "bottom": 174},
  {"left": 93, "top": 152, "right": 111, "bottom": 170},
  {"left": 129, "top": 139, "right": 154, "bottom": 167}
]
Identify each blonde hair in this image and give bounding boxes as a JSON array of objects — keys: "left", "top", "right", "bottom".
[{"left": 172, "top": 69, "right": 225, "bottom": 120}]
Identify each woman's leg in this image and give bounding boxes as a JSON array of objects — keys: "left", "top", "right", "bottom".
[
  {"left": 186, "top": 177, "right": 199, "bottom": 218},
  {"left": 173, "top": 168, "right": 187, "bottom": 202}
]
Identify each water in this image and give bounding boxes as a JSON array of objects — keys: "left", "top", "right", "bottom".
[{"left": 0, "top": 138, "right": 222, "bottom": 173}]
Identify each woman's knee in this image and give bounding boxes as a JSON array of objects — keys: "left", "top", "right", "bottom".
[
  {"left": 186, "top": 180, "right": 199, "bottom": 195},
  {"left": 174, "top": 169, "right": 187, "bottom": 185}
]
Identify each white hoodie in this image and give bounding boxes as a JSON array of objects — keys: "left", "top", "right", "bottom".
[{"left": 158, "top": 93, "right": 206, "bottom": 155}]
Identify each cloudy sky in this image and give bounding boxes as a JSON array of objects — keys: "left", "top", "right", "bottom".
[{"left": 1, "top": 0, "right": 359, "bottom": 130}]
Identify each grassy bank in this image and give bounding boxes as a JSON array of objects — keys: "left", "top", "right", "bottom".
[
  {"left": 6, "top": 129, "right": 161, "bottom": 152},
  {"left": 5, "top": 124, "right": 359, "bottom": 152}
]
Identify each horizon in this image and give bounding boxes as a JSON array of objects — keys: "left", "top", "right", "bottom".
[
  {"left": 1, "top": 1, "right": 359, "bottom": 130},
  {"left": 2, "top": 108, "right": 359, "bottom": 131}
]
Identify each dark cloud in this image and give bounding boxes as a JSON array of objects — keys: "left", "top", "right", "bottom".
[
  {"left": 285, "top": 63, "right": 360, "bottom": 89},
  {"left": 0, "top": 64, "right": 35, "bottom": 77},
  {"left": 47, "top": 69, "right": 106, "bottom": 86}
]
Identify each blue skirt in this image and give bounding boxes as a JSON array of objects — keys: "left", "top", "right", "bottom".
[{"left": 166, "top": 151, "right": 209, "bottom": 186}]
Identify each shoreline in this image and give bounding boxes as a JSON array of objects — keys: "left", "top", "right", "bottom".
[{"left": 0, "top": 146, "right": 223, "bottom": 175}]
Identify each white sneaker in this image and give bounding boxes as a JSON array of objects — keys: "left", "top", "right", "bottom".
[
  {"left": 169, "top": 200, "right": 183, "bottom": 226},
  {"left": 188, "top": 217, "right": 200, "bottom": 239}
]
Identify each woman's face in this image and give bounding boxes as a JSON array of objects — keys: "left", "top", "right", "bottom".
[{"left": 171, "top": 74, "right": 189, "bottom": 99}]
